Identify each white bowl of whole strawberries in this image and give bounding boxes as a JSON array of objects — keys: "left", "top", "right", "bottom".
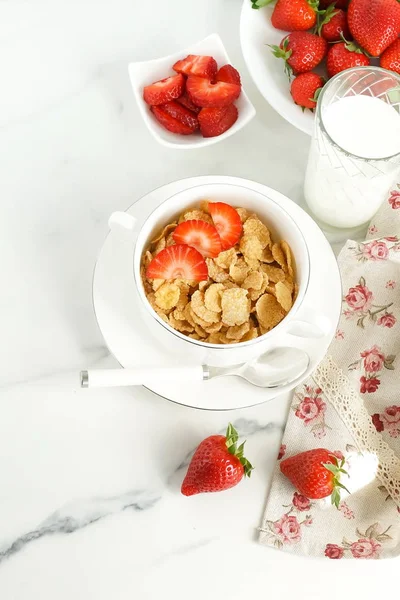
[
  {"left": 129, "top": 33, "right": 256, "bottom": 148},
  {"left": 241, "top": 0, "right": 400, "bottom": 135}
]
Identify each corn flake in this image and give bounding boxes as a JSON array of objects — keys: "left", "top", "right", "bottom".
[
  {"left": 281, "top": 240, "right": 294, "bottom": 278},
  {"left": 152, "top": 278, "right": 165, "bottom": 291},
  {"left": 241, "top": 326, "right": 259, "bottom": 342},
  {"left": 235, "top": 207, "right": 250, "bottom": 223},
  {"left": 155, "top": 283, "right": 180, "bottom": 310},
  {"left": 261, "top": 264, "right": 286, "bottom": 283},
  {"left": 180, "top": 209, "right": 213, "bottom": 225},
  {"left": 190, "top": 291, "right": 220, "bottom": 324},
  {"left": 204, "top": 283, "right": 225, "bottom": 313},
  {"left": 226, "top": 321, "right": 250, "bottom": 340},
  {"left": 215, "top": 248, "right": 237, "bottom": 269},
  {"left": 240, "top": 235, "right": 263, "bottom": 261},
  {"left": 261, "top": 246, "right": 274, "bottom": 263},
  {"left": 242, "top": 271, "right": 263, "bottom": 291},
  {"left": 151, "top": 223, "right": 177, "bottom": 245},
  {"left": 256, "top": 293, "right": 285, "bottom": 331},
  {"left": 229, "top": 259, "right": 250, "bottom": 284},
  {"left": 275, "top": 281, "right": 293, "bottom": 312},
  {"left": 154, "top": 237, "right": 166, "bottom": 255},
  {"left": 272, "top": 242, "right": 287, "bottom": 271},
  {"left": 221, "top": 288, "right": 250, "bottom": 326},
  {"left": 206, "top": 258, "right": 230, "bottom": 283},
  {"left": 243, "top": 216, "right": 271, "bottom": 249}
]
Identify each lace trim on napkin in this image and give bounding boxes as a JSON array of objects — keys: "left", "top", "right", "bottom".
[{"left": 312, "top": 355, "right": 400, "bottom": 507}]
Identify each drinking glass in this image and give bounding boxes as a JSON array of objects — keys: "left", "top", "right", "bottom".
[{"left": 304, "top": 67, "right": 400, "bottom": 230}]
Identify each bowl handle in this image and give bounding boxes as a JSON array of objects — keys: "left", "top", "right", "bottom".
[
  {"left": 108, "top": 211, "right": 138, "bottom": 232},
  {"left": 285, "top": 308, "right": 332, "bottom": 340}
]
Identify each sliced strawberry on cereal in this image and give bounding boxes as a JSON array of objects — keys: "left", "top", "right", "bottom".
[
  {"left": 159, "top": 100, "right": 199, "bottom": 131},
  {"left": 177, "top": 92, "right": 201, "bottom": 114},
  {"left": 198, "top": 105, "right": 238, "bottom": 138},
  {"left": 146, "top": 244, "right": 208, "bottom": 281},
  {"left": 173, "top": 220, "right": 222, "bottom": 258},
  {"left": 186, "top": 76, "right": 241, "bottom": 108},
  {"left": 207, "top": 202, "right": 243, "bottom": 250},
  {"left": 151, "top": 106, "right": 194, "bottom": 135},
  {"left": 143, "top": 74, "right": 185, "bottom": 106},
  {"left": 173, "top": 55, "right": 218, "bottom": 80},
  {"left": 216, "top": 64, "right": 241, "bottom": 86}
]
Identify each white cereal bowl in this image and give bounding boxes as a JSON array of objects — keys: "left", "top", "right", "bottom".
[
  {"left": 128, "top": 33, "right": 256, "bottom": 149},
  {"left": 108, "top": 181, "right": 334, "bottom": 369}
]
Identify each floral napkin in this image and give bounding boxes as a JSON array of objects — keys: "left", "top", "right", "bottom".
[{"left": 259, "top": 184, "right": 400, "bottom": 560}]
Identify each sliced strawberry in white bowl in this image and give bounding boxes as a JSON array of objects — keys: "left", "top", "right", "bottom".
[
  {"left": 173, "top": 54, "right": 218, "bottom": 79},
  {"left": 172, "top": 220, "right": 222, "bottom": 258},
  {"left": 128, "top": 33, "right": 255, "bottom": 149},
  {"left": 146, "top": 244, "right": 208, "bottom": 281}
]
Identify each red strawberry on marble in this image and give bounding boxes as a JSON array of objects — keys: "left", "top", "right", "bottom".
[{"left": 181, "top": 423, "right": 253, "bottom": 496}]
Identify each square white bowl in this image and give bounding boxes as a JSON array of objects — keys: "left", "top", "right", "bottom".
[{"left": 128, "top": 33, "right": 256, "bottom": 149}]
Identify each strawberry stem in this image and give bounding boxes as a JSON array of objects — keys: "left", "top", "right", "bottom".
[
  {"left": 323, "top": 455, "right": 350, "bottom": 508},
  {"left": 268, "top": 39, "right": 293, "bottom": 79},
  {"left": 225, "top": 423, "right": 254, "bottom": 477},
  {"left": 251, "top": 0, "right": 275, "bottom": 8},
  {"left": 315, "top": 4, "right": 338, "bottom": 35},
  {"left": 340, "top": 33, "right": 368, "bottom": 56}
]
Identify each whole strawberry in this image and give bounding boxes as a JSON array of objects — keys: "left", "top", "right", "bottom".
[
  {"left": 271, "top": 32, "right": 328, "bottom": 77},
  {"left": 380, "top": 38, "right": 400, "bottom": 75},
  {"left": 271, "top": 0, "right": 318, "bottom": 32},
  {"left": 181, "top": 423, "right": 253, "bottom": 496},
  {"left": 280, "top": 448, "right": 349, "bottom": 507},
  {"left": 319, "top": 7, "right": 350, "bottom": 43},
  {"left": 291, "top": 72, "right": 325, "bottom": 110},
  {"left": 347, "top": 0, "right": 400, "bottom": 57},
  {"left": 327, "top": 41, "right": 370, "bottom": 78}
]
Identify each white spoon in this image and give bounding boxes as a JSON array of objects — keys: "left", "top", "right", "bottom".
[{"left": 80, "top": 347, "right": 309, "bottom": 389}]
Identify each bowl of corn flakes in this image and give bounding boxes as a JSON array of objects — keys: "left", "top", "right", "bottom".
[{"left": 109, "top": 182, "right": 314, "bottom": 367}]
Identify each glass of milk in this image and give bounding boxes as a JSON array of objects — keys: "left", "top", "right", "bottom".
[{"left": 304, "top": 66, "right": 400, "bottom": 229}]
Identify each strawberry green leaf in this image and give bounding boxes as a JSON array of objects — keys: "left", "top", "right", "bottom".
[
  {"left": 251, "top": 0, "right": 275, "bottom": 8},
  {"left": 316, "top": 4, "right": 338, "bottom": 35},
  {"left": 225, "top": 423, "right": 254, "bottom": 477},
  {"left": 331, "top": 487, "right": 341, "bottom": 508}
]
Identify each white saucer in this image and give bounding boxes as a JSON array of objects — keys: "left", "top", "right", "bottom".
[{"left": 93, "top": 176, "right": 341, "bottom": 410}]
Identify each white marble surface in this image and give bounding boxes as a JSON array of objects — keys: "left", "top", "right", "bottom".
[{"left": 0, "top": 1, "right": 396, "bottom": 598}]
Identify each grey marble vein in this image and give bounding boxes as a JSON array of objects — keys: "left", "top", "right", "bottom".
[
  {"left": 153, "top": 537, "right": 216, "bottom": 566},
  {"left": 0, "top": 490, "right": 160, "bottom": 564}
]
